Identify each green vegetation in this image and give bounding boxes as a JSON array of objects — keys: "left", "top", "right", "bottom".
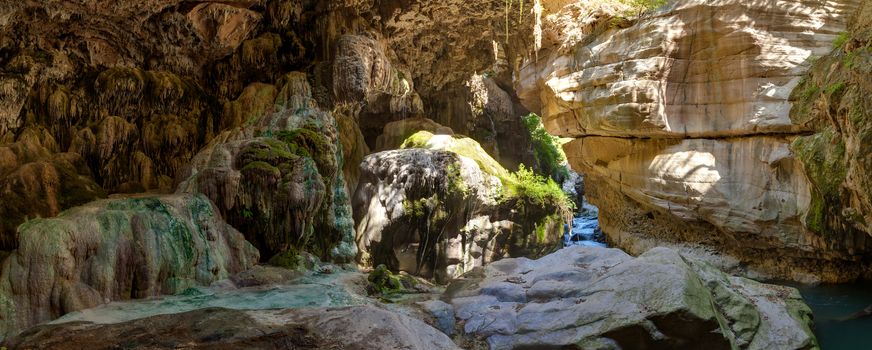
[
  {"left": 833, "top": 32, "right": 849, "bottom": 50},
  {"left": 824, "top": 82, "right": 846, "bottom": 96},
  {"left": 619, "top": 0, "right": 667, "bottom": 14},
  {"left": 523, "top": 113, "right": 569, "bottom": 181},
  {"left": 276, "top": 126, "right": 336, "bottom": 179},
  {"left": 367, "top": 264, "right": 417, "bottom": 296},
  {"left": 269, "top": 249, "right": 302, "bottom": 269},
  {"left": 401, "top": 130, "right": 574, "bottom": 211},
  {"left": 505, "top": 164, "right": 573, "bottom": 210},
  {"left": 403, "top": 197, "right": 436, "bottom": 219},
  {"left": 792, "top": 128, "right": 847, "bottom": 233}
]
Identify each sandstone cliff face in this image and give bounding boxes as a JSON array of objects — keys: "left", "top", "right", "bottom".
[{"left": 517, "top": 0, "right": 869, "bottom": 282}]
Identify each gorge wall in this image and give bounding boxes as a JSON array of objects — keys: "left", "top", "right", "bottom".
[{"left": 517, "top": 0, "right": 872, "bottom": 282}]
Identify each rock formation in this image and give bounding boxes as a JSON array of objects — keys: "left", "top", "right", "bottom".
[
  {"left": 789, "top": 0, "right": 872, "bottom": 268},
  {"left": 5, "top": 305, "right": 459, "bottom": 350},
  {"left": 446, "top": 246, "right": 817, "bottom": 349},
  {"left": 0, "top": 194, "right": 258, "bottom": 339},
  {"left": 355, "top": 132, "right": 570, "bottom": 282},
  {"left": 517, "top": 0, "right": 871, "bottom": 282},
  {"left": 178, "top": 72, "right": 357, "bottom": 263}
]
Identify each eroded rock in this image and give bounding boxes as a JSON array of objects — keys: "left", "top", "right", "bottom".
[
  {"left": 0, "top": 194, "right": 258, "bottom": 339},
  {"left": 179, "top": 72, "right": 357, "bottom": 263},
  {"left": 447, "top": 246, "right": 817, "bottom": 349},
  {"left": 518, "top": 0, "right": 869, "bottom": 282},
  {"left": 355, "top": 132, "right": 569, "bottom": 282}
]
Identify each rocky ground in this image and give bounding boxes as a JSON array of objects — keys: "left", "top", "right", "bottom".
[
  {"left": 0, "top": 0, "right": 870, "bottom": 348},
  {"left": 1, "top": 246, "right": 817, "bottom": 349}
]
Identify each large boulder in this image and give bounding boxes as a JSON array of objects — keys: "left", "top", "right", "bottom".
[
  {"left": 3, "top": 305, "right": 460, "bottom": 350},
  {"left": 517, "top": 0, "right": 869, "bottom": 282},
  {"left": 354, "top": 132, "right": 570, "bottom": 282},
  {"left": 0, "top": 194, "right": 258, "bottom": 339},
  {"left": 446, "top": 246, "right": 817, "bottom": 350}
]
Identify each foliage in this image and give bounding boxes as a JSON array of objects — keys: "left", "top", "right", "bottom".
[
  {"left": 824, "top": 82, "right": 846, "bottom": 96},
  {"left": 619, "top": 0, "right": 667, "bottom": 16},
  {"left": 505, "top": 164, "right": 574, "bottom": 210},
  {"left": 523, "top": 113, "right": 568, "bottom": 181}
]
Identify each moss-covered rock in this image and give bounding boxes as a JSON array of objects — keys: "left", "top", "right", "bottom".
[
  {"left": 179, "top": 72, "right": 357, "bottom": 263},
  {"left": 0, "top": 194, "right": 258, "bottom": 339},
  {"left": 788, "top": 1, "right": 872, "bottom": 249},
  {"left": 356, "top": 132, "right": 571, "bottom": 282},
  {"left": 366, "top": 264, "right": 417, "bottom": 296}
]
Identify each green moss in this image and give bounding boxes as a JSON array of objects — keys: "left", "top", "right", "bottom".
[
  {"left": 403, "top": 197, "right": 434, "bottom": 218},
  {"left": 402, "top": 131, "right": 510, "bottom": 180},
  {"left": 240, "top": 161, "right": 281, "bottom": 177},
  {"left": 792, "top": 128, "right": 847, "bottom": 233},
  {"left": 269, "top": 249, "right": 301, "bottom": 270},
  {"left": 276, "top": 127, "right": 336, "bottom": 179},
  {"left": 400, "top": 131, "right": 433, "bottom": 149},
  {"left": 401, "top": 130, "right": 573, "bottom": 213},
  {"left": 366, "top": 264, "right": 416, "bottom": 296}
]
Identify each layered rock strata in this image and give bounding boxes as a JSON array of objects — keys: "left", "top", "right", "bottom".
[{"left": 519, "top": 0, "right": 869, "bottom": 281}]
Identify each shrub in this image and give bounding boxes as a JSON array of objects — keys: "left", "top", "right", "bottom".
[
  {"left": 523, "top": 113, "right": 568, "bottom": 181},
  {"left": 505, "top": 164, "right": 574, "bottom": 210}
]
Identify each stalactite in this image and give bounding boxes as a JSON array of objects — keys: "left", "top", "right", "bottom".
[{"left": 533, "top": 0, "right": 543, "bottom": 55}]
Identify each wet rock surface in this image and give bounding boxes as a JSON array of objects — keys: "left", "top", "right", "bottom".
[{"left": 0, "top": 194, "right": 258, "bottom": 339}]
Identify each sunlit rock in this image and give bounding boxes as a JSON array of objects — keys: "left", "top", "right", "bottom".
[{"left": 447, "top": 246, "right": 817, "bottom": 349}]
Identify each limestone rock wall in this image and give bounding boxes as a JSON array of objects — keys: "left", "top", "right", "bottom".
[
  {"left": 178, "top": 72, "right": 357, "bottom": 263},
  {"left": 518, "top": 0, "right": 869, "bottom": 282},
  {"left": 0, "top": 194, "right": 258, "bottom": 338}
]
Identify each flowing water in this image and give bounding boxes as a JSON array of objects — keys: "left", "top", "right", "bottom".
[{"left": 563, "top": 201, "right": 607, "bottom": 248}]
